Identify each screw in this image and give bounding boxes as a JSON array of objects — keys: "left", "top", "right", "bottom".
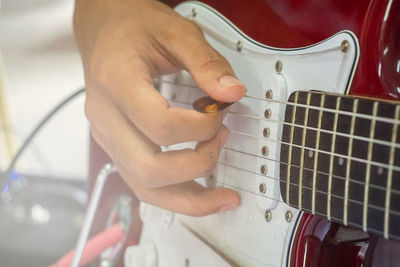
[
  {"left": 236, "top": 41, "right": 243, "bottom": 52},
  {"left": 185, "top": 258, "right": 190, "bottom": 267},
  {"left": 265, "top": 90, "right": 273, "bottom": 99},
  {"left": 264, "top": 108, "right": 272, "bottom": 119},
  {"left": 285, "top": 210, "right": 293, "bottom": 222},
  {"left": 263, "top": 128, "right": 270, "bottom": 138},
  {"left": 191, "top": 8, "right": 197, "bottom": 17},
  {"left": 275, "top": 60, "right": 282, "bottom": 73},
  {"left": 265, "top": 210, "right": 272, "bottom": 222},
  {"left": 341, "top": 40, "right": 350, "bottom": 53},
  {"left": 260, "top": 165, "right": 268, "bottom": 175},
  {"left": 261, "top": 146, "right": 269, "bottom": 157},
  {"left": 259, "top": 183, "right": 267, "bottom": 194}
]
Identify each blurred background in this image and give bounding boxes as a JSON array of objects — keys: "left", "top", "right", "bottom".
[{"left": 0, "top": 0, "right": 88, "bottom": 265}]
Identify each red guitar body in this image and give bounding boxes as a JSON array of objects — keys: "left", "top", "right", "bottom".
[{"left": 89, "top": 0, "right": 400, "bottom": 266}]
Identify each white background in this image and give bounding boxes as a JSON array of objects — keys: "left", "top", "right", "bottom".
[{"left": 0, "top": 0, "right": 88, "bottom": 180}]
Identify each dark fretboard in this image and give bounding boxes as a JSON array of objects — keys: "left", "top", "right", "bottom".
[{"left": 280, "top": 90, "right": 400, "bottom": 241}]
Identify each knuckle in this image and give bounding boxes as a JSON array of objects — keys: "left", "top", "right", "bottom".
[{"left": 194, "top": 48, "right": 226, "bottom": 72}]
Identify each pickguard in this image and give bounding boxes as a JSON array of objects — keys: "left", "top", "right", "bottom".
[{"left": 127, "top": 2, "right": 359, "bottom": 267}]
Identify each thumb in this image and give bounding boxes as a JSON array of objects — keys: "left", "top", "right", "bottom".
[{"left": 166, "top": 22, "right": 246, "bottom": 103}]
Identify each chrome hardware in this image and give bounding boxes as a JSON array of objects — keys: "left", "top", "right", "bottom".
[
  {"left": 264, "top": 108, "right": 271, "bottom": 119},
  {"left": 260, "top": 165, "right": 268, "bottom": 175},
  {"left": 236, "top": 41, "right": 243, "bottom": 52},
  {"left": 275, "top": 60, "right": 282, "bottom": 73},
  {"left": 259, "top": 183, "right": 267, "bottom": 194},
  {"left": 285, "top": 210, "right": 293, "bottom": 222},
  {"left": 265, "top": 210, "right": 272, "bottom": 222},
  {"left": 261, "top": 146, "right": 269, "bottom": 157}
]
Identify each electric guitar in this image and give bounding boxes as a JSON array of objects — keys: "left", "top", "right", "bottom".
[{"left": 87, "top": 1, "right": 400, "bottom": 266}]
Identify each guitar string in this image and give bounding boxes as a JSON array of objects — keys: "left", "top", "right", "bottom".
[
  {"left": 166, "top": 98, "right": 400, "bottom": 196},
  {"left": 167, "top": 97, "right": 400, "bottom": 171},
  {"left": 220, "top": 145, "right": 400, "bottom": 196},
  {"left": 214, "top": 161, "right": 400, "bottom": 217},
  {"left": 215, "top": 180, "right": 392, "bottom": 236},
  {"left": 159, "top": 80, "right": 400, "bottom": 126}
]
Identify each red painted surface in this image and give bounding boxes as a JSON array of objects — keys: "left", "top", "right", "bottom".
[{"left": 167, "top": 0, "right": 400, "bottom": 100}]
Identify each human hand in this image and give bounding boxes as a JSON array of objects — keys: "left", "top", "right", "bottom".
[{"left": 73, "top": 0, "right": 246, "bottom": 216}]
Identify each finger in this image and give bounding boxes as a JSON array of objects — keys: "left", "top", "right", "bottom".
[
  {"left": 116, "top": 163, "right": 240, "bottom": 217},
  {"left": 86, "top": 90, "right": 229, "bottom": 188},
  {"left": 161, "top": 19, "right": 246, "bottom": 103},
  {"left": 96, "top": 53, "right": 225, "bottom": 146}
]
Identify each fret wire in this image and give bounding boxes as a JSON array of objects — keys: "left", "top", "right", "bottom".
[
  {"left": 286, "top": 92, "right": 299, "bottom": 206},
  {"left": 227, "top": 111, "right": 400, "bottom": 150},
  {"left": 343, "top": 99, "right": 356, "bottom": 225},
  {"left": 161, "top": 81, "right": 400, "bottom": 125},
  {"left": 312, "top": 95, "right": 325, "bottom": 214},
  {"left": 385, "top": 105, "right": 400, "bottom": 238},
  {"left": 299, "top": 92, "right": 311, "bottom": 210},
  {"left": 227, "top": 114, "right": 400, "bottom": 171},
  {"left": 222, "top": 145, "right": 400, "bottom": 197},
  {"left": 214, "top": 162, "right": 400, "bottom": 217},
  {"left": 363, "top": 102, "right": 378, "bottom": 231},
  {"left": 168, "top": 97, "right": 400, "bottom": 150},
  {"left": 327, "top": 96, "right": 341, "bottom": 220}
]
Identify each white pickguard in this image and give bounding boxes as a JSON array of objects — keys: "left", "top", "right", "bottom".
[{"left": 125, "top": 2, "right": 359, "bottom": 267}]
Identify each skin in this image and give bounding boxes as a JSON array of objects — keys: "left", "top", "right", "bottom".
[{"left": 73, "top": 0, "right": 246, "bottom": 216}]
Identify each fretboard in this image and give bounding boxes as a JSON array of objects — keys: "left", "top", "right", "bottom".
[{"left": 280, "top": 90, "right": 400, "bottom": 241}]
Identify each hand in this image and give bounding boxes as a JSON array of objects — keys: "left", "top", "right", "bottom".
[{"left": 73, "top": 0, "right": 246, "bottom": 216}]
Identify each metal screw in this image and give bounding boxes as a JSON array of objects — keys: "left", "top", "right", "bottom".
[
  {"left": 275, "top": 60, "right": 282, "bottom": 73},
  {"left": 236, "top": 41, "right": 243, "bottom": 52},
  {"left": 285, "top": 210, "right": 293, "bottom": 222},
  {"left": 264, "top": 108, "right": 272, "bottom": 119},
  {"left": 185, "top": 258, "right": 190, "bottom": 267},
  {"left": 263, "top": 128, "right": 270, "bottom": 138},
  {"left": 259, "top": 183, "right": 267, "bottom": 194},
  {"left": 191, "top": 8, "right": 197, "bottom": 17},
  {"left": 261, "top": 146, "right": 269, "bottom": 157},
  {"left": 260, "top": 165, "right": 268, "bottom": 175},
  {"left": 265, "top": 90, "right": 273, "bottom": 99},
  {"left": 265, "top": 210, "right": 272, "bottom": 222},
  {"left": 341, "top": 40, "right": 350, "bottom": 53}
]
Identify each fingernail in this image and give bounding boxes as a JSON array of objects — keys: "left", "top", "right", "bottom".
[
  {"left": 219, "top": 127, "right": 230, "bottom": 148},
  {"left": 219, "top": 75, "right": 244, "bottom": 88},
  {"left": 217, "top": 203, "right": 238, "bottom": 213}
]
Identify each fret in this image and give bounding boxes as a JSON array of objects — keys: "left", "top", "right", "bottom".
[
  {"left": 363, "top": 101, "right": 378, "bottom": 231},
  {"left": 384, "top": 105, "right": 400, "bottom": 238},
  {"left": 311, "top": 94, "right": 325, "bottom": 214},
  {"left": 286, "top": 91, "right": 299, "bottom": 205},
  {"left": 344, "top": 98, "right": 358, "bottom": 225},
  {"left": 327, "top": 96, "right": 341, "bottom": 220},
  {"left": 280, "top": 90, "right": 400, "bottom": 240},
  {"left": 298, "top": 92, "right": 311, "bottom": 210}
]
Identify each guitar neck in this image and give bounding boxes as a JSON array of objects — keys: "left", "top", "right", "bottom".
[{"left": 279, "top": 90, "right": 400, "bottom": 240}]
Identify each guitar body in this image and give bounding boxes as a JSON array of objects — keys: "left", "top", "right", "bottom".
[{"left": 87, "top": 1, "right": 400, "bottom": 266}]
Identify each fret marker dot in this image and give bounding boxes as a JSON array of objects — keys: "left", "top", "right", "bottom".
[
  {"left": 307, "top": 150, "right": 313, "bottom": 158},
  {"left": 377, "top": 167, "right": 384, "bottom": 175},
  {"left": 338, "top": 157, "right": 344, "bottom": 166}
]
